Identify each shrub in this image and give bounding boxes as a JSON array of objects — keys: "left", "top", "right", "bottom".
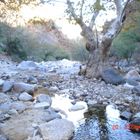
[
  {"left": 112, "top": 27, "right": 140, "bottom": 63},
  {"left": 70, "top": 38, "right": 89, "bottom": 62}
]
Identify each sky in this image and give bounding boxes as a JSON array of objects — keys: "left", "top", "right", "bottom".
[{"left": 19, "top": 1, "right": 117, "bottom": 39}]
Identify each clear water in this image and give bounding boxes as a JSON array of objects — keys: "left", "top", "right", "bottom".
[{"left": 73, "top": 105, "right": 140, "bottom": 140}]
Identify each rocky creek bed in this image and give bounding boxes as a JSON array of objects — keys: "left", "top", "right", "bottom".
[{"left": 0, "top": 56, "right": 140, "bottom": 140}]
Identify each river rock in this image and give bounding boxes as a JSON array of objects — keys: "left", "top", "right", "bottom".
[
  {"left": 17, "top": 61, "right": 38, "bottom": 70},
  {"left": 36, "top": 94, "right": 52, "bottom": 105},
  {"left": 2, "top": 81, "right": 13, "bottom": 93},
  {"left": 34, "top": 102, "right": 50, "bottom": 109},
  {"left": 13, "top": 82, "right": 36, "bottom": 94},
  {"left": 69, "top": 101, "right": 87, "bottom": 111},
  {"left": 101, "top": 68, "right": 125, "bottom": 85},
  {"left": 39, "top": 119, "right": 74, "bottom": 140},
  {"left": 0, "top": 109, "right": 65, "bottom": 140},
  {"left": 120, "top": 111, "right": 132, "bottom": 120},
  {"left": 132, "top": 85, "right": 140, "bottom": 95},
  {"left": 125, "top": 70, "right": 140, "bottom": 80},
  {"left": 18, "top": 92, "right": 33, "bottom": 101},
  {"left": 10, "top": 102, "right": 27, "bottom": 113}
]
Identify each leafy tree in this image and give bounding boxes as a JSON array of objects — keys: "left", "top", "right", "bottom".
[{"left": 63, "top": 0, "right": 132, "bottom": 78}]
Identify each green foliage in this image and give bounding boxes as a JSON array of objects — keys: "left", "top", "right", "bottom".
[
  {"left": 6, "top": 37, "right": 27, "bottom": 60},
  {"left": 70, "top": 38, "right": 89, "bottom": 62},
  {"left": 112, "top": 26, "right": 140, "bottom": 62}
]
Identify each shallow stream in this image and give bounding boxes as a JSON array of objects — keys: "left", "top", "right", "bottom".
[{"left": 72, "top": 105, "right": 140, "bottom": 140}]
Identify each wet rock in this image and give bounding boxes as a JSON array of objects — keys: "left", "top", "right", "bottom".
[
  {"left": 10, "top": 102, "right": 27, "bottom": 113},
  {"left": 87, "top": 100, "right": 98, "bottom": 107},
  {"left": 17, "top": 61, "right": 38, "bottom": 70},
  {"left": 36, "top": 94, "right": 52, "bottom": 104},
  {"left": 120, "top": 111, "right": 132, "bottom": 120},
  {"left": 125, "top": 70, "right": 140, "bottom": 80},
  {"left": 18, "top": 92, "right": 33, "bottom": 101},
  {"left": 132, "top": 85, "right": 140, "bottom": 95},
  {"left": 34, "top": 102, "right": 50, "bottom": 109},
  {"left": 13, "top": 82, "right": 36, "bottom": 94},
  {"left": 39, "top": 119, "right": 74, "bottom": 140},
  {"left": 2, "top": 81, "right": 13, "bottom": 93},
  {"left": 101, "top": 68, "right": 125, "bottom": 85},
  {"left": 69, "top": 101, "right": 87, "bottom": 112}
]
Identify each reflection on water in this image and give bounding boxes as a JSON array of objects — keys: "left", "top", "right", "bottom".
[{"left": 73, "top": 105, "right": 140, "bottom": 140}]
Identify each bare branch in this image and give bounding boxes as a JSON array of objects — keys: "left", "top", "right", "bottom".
[
  {"left": 80, "top": 0, "right": 85, "bottom": 20},
  {"left": 89, "top": 11, "right": 99, "bottom": 29}
]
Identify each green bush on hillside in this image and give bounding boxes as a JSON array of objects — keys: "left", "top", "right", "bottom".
[{"left": 112, "top": 27, "right": 140, "bottom": 62}]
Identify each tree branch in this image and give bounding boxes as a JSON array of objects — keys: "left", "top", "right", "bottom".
[
  {"left": 80, "top": 0, "right": 85, "bottom": 20},
  {"left": 89, "top": 11, "right": 99, "bottom": 29}
]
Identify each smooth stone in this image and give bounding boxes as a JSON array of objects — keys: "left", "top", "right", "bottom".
[
  {"left": 120, "top": 111, "right": 132, "bottom": 120},
  {"left": 34, "top": 102, "right": 50, "bottom": 109},
  {"left": 36, "top": 94, "right": 52, "bottom": 106},
  {"left": 39, "top": 119, "right": 74, "bottom": 140},
  {"left": 18, "top": 92, "right": 33, "bottom": 101},
  {"left": 69, "top": 101, "right": 87, "bottom": 112},
  {"left": 13, "top": 82, "right": 36, "bottom": 94},
  {"left": 2, "top": 81, "right": 13, "bottom": 93}
]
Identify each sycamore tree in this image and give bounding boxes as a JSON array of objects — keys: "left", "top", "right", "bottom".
[{"left": 65, "top": 0, "right": 131, "bottom": 78}]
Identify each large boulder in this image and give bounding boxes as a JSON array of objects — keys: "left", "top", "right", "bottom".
[
  {"left": 39, "top": 119, "right": 74, "bottom": 140},
  {"left": 0, "top": 109, "right": 62, "bottom": 140},
  {"left": 13, "top": 82, "right": 36, "bottom": 94},
  {"left": 101, "top": 68, "right": 125, "bottom": 85}
]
